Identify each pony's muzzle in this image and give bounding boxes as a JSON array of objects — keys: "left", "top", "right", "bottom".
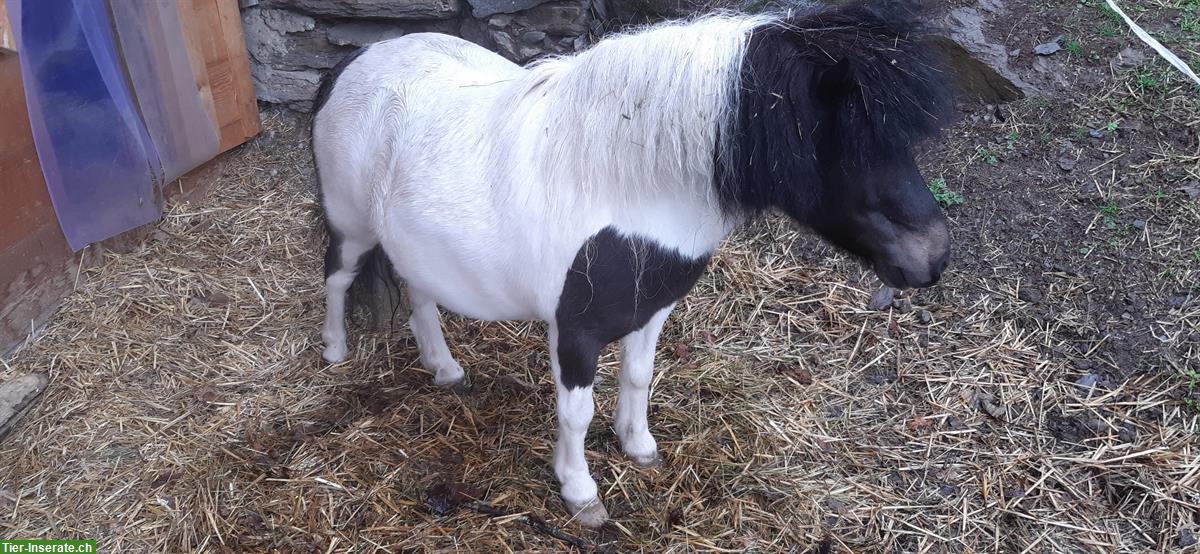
[{"left": 875, "top": 222, "right": 950, "bottom": 289}]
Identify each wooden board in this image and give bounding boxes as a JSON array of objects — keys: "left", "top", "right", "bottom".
[
  {"left": 0, "top": 0, "right": 15, "bottom": 54},
  {"left": 0, "top": 51, "right": 75, "bottom": 354},
  {"left": 177, "top": 0, "right": 260, "bottom": 153}
]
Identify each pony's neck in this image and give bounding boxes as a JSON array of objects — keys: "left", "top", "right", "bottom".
[{"left": 495, "top": 15, "right": 771, "bottom": 204}]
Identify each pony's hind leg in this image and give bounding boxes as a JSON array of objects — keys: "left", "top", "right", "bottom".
[
  {"left": 321, "top": 224, "right": 375, "bottom": 363},
  {"left": 407, "top": 288, "right": 466, "bottom": 386}
]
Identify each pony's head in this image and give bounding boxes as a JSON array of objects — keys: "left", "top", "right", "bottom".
[{"left": 717, "top": 2, "right": 955, "bottom": 289}]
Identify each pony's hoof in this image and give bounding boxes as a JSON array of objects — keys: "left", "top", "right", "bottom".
[
  {"left": 565, "top": 497, "right": 609, "bottom": 528},
  {"left": 322, "top": 344, "right": 347, "bottom": 364},
  {"left": 437, "top": 376, "right": 471, "bottom": 393},
  {"left": 629, "top": 452, "right": 663, "bottom": 469},
  {"left": 433, "top": 369, "right": 466, "bottom": 388}
]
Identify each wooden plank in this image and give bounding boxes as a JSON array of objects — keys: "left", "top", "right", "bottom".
[
  {"left": 0, "top": 51, "right": 76, "bottom": 354},
  {"left": 0, "top": 374, "right": 48, "bottom": 443},
  {"left": 214, "top": 0, "right": 260, "bottom": 150},
  {"left": 176, "top": 0, "right": 259, "bottom": 153},
  {"left": 176, "top": 0, "right": 218, "bottom": 129},
  {"left": 0, "top": 0, "right": 15, "bottom": 54}
]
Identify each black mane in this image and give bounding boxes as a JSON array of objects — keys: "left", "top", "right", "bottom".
[{"left": 715, "top": 1, "right": 956, "bottom": 219}]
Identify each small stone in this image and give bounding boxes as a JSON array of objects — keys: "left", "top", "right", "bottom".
[
  {"left": 1018, "top": 287, "right": 1043, "bottom": 303},
  {"left": 1179, "top": 528, "right": 1197, "bottom": 548},
  {"left": 1115, "top": 46, "right": 1147, "bottom": 67},
  {"left": 0, "top": 489, "right": 15, "bottom": 509},
  {"left": 1132, "top": 219, "right": 1145, "bottom": 230},
  {"left": 1181, "top": 181, "right": 1199, "bottom": 199},
  {"left": 519, "top": 30, "right": 546, "bottom": 44},
  {"left": 1009, "top": 48, "right": 1020, "bottom": 57},
  {"left": 467, "top": 0, "right": 552, "bottom": 18},
  {"left": 1088, "top": 129, "right": 1104, "bottom": 139},
  {"left": 326, "top": 21, "right": 415, "bottom": 47},
  {"left": 488, "top": 14, "right": 513, "bottom": 27},
  {"left": 892, "top": 298, "right": 913, "bottom": 314},
  {"left": 0, "top": 374, "right": 49, "bottom": 441},
  {"left": 868, "top": 287, "right": 896, "bottom": 311},
  {"left": 1034, "top": 41, "right": 1061, "bottom": 56},
  {"left": 266, "top": 0, "right": 461, "bottom": 19},
  {"left": 1058, "top": 156, "right": 1077, "bottom": 172},
  {"left": 979, "top": 0, "right": 1005, "bottom": 14},
  {"left": 918, "top": 310, "right": 932, "bottom": 324},
  {"left": 1074, "top": 373, "right": 1101, "bottom": 391}
]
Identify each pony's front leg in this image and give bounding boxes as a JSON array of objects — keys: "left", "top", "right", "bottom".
[
  {"left": 615, "top": 305, "right": 674, "bottom": 467},
  {"left": 408, "top": 288, "right": 465, "bottom": 387},
  {"left": 549, "top": 325, "right": 608, "bottom": 528}
]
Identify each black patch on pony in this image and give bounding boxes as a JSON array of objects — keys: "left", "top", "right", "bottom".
[
  {"left": 313, "top": 46, "right": 368, "bottom": 115},
  {"left": 715, "top": 1, "right": 956, "bottom": 221},
  {"left": 555, "top": 227, "right": 709, "bottom": 389}
]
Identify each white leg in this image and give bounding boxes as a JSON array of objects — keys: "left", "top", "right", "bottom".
[
  {"left": 408, "top": 288, "right": 465, "bottom": 386},
  {"left": 322, "top": 236, "right": 374, "bottom": 363},
  {"left": 549, "top": 325, "right": 607, "bottom": 527},
  {"left": 615, "top": 305, "right": 673, "bottom": 467}
]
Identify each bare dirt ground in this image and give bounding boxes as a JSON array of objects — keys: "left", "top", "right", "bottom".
[{"left": 2, "top": 1, "right": 1198, "bottom": 552}]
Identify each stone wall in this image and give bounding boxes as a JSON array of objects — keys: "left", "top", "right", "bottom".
[
  {"left": 241, "top": 0, "right": 1034, "bottom": 112},
  {"left": 241, "top": 0, "right": 601, "bottom": 111}
]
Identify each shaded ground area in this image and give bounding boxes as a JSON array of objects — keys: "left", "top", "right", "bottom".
[{"left": 2, "top": 1, "right": 1198, "bottom": 551}]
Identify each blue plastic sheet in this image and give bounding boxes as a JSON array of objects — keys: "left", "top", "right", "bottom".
[{"left": 12, "top": 0, "right": 163, "bottom": 251}]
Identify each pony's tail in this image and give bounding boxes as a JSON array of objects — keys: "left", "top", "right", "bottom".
[
  {"left": 314, "top": 46, "right": 407, "bottom": 328},
  {"left": 348, "top": 245, "right": 407, "bottom": 329}
]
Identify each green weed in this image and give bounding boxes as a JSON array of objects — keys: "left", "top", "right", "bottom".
[
  {"left": 976, "top": 147, "right": 999, "bottom": 166},
  {"left": 1101, "top": 200, "right": 1120, "bottom": 230},
  {"left": 928, "top": 178, "right": 965, "bottom": 207},
  {"left": 1184, "top": 370, "right": 1200, "bottom": 415},
  {"left": 1136, "top": 73, "right": 1163, "bottom": 92}
]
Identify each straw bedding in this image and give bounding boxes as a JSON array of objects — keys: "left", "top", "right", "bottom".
[{"left": 0, "top": 109, "right": 1196, "bottom": 552}]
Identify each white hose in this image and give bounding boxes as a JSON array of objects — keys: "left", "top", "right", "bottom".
[{"left": 1105, "top": 0, "right": 1200, "bottom": 87}]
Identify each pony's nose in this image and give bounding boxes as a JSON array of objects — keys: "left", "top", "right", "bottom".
[{"left": 928, "top": 250, "right": 950, "bottom": 283}]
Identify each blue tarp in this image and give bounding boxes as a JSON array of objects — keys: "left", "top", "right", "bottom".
[{"left": 12, "top": 0, "right": 164, "bottom": 251}]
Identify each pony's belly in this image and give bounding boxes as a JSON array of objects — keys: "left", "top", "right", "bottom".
[
  {"left": 408, "top": 271, "right": 538, "bottom": 322},
  {"left": 383, "top": 238, "right": 552, "bottom": 322}
]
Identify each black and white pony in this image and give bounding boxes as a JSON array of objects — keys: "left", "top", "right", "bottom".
[{"left": 313, "top": 2, "right": 953, "bottom": 527}]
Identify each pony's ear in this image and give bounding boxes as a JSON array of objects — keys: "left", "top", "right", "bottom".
[{"left": 812, "top": 58, "right": 856, "bottom": 102}]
